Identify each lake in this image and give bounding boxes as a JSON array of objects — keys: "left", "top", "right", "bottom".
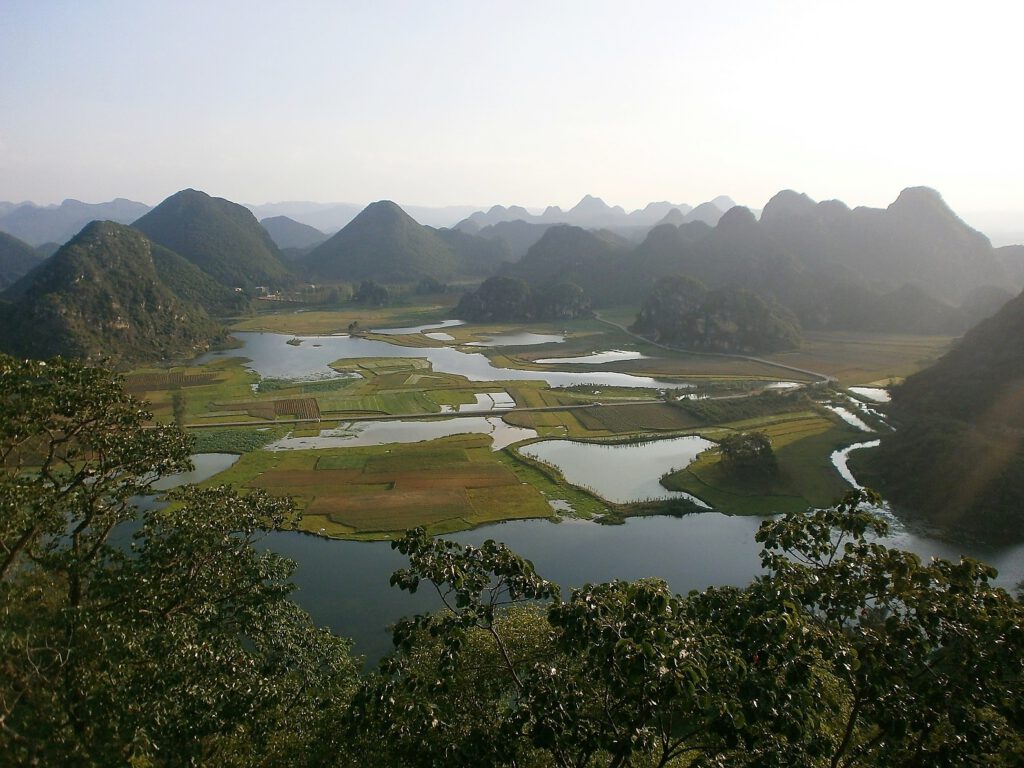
[
  {"left": 200, "top": 331, "right": 698, "bottom": 389},
  {"left": 157, "top": 454, "right": 1024, "bottom": 664},
  {"left": 185, "top": 329, "right": 1024, "bottom": 666},
  {"left": 519, "top": 435, "right": 713, "bottom": 505}
]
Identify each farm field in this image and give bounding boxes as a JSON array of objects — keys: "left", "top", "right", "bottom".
[
  {"left": 201, "top": 434, "right": 559, "bottom": 539},
  {"left": 661, "top": 413, "right": 866, "bottom": 514},
  {"left": 765, "top": 331, "right": 954, "bottom": 385},
  {"left": 125, "top": 304, "right": 950, "bottom": 538}
]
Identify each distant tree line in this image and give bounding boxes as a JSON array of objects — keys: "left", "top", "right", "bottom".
[{"left": 456, "top": 276, "right": 591, "bottom": 322}]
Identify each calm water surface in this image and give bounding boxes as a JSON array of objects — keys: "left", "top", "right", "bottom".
[
  {"left": 171, "top": 441, "right": 1024, "bottom": 666},
  {"left": 200, "top": 332, "right": 697, "bottom": 389},
  {"left": 266, "top": 416, "right": 536, "bottom": 451},
  {"left": 535, "top": 350, "right": 649, "bottom": 365},
  {"left": 519, "top": 436, "right": 714, "bottom": 505}
]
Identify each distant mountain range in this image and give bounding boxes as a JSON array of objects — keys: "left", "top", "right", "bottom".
[
  {"left": 1, "top": 185, "right": 1020, "bottom": 363},
  {"left": 502, "top": 187, "right": 1015, "bottom": 334},
  {"left": 0, "top": 198, "right": 151, "bottom": 246},
  {"left": 455, "top": 194, "right": 738, "bottom": 232},
  {"left": 244, "top": 201, "right": 483, "bottom": 232},
  {"left": 260, "top": 216, "right": 329, "bottom": 251}
]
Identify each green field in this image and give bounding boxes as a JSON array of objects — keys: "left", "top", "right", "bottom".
[
  {"left": 123, "top": 305, "right": 950, "bottom": 535},
  {"left": 661, "top": 412, "right": 866, "bottom": 514},
  {"left": 201, "top": 434, "right": 559, "bottom": 540}
]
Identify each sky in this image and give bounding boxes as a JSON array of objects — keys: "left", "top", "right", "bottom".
[{"left": 1, "top": 0, "right": 1022, "bottom": 224}]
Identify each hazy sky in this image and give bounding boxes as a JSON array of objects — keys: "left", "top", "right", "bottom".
[{"left": 1, "top": 0, "right": 1021, "bottom": 218}]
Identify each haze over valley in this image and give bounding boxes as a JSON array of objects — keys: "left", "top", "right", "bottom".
[{"left": 3, "top": 3, "right": 1023, "bottom": 765}]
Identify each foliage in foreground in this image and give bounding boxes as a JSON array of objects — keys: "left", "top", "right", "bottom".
[
  {"left": 0, "top": 355, "right": 357, "bottom": 766},
  {"left": 354, "top": 492, "right": 1024, "bottom": 767},
  {"left": 2, "top": 353, "right": 1022, "bottom": 766}
]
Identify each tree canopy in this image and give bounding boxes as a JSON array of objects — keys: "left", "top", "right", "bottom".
[
  {"left": 2, "top": 354, "right": 1021, "bottom": 766},
  {"left": 0, "top": 355, "right": 357, "bottom": 765}
]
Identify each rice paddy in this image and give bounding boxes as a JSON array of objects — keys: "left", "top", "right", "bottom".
[{"left": 123, "top": 304, "right": 943, "bottom": 537}]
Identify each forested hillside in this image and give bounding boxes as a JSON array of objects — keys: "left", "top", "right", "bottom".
[
  {"left": 855, "top": 287, "right": 1024, "bottom": 535},
  {"left": 0, "top": 230, "right": 43, "bottom": 289},
  {"left": 134, "top": 189, "right": 292, "bottom": 289},
  {"left": 0, "top": 221, "right": 223, "bottom": 364}
]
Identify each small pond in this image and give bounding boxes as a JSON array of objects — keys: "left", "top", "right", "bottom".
[
  {"left": 265, "top": 416, "right": 537, "bottom": 451},
  {"left": 826, "top": 405, "right": 872, "bottom": 432},
  {"left": 371, "top": 319, "right": 465, "bottom": 335},
  {"left": 519, "top": 435, "right": 714, "bottom": 505},
  {"left": 534, "top": 350, "right": 649, "bottom": 365},
  {"left": 849, "top": 386, "right": 891, "bottom": 403},
  {"left": 466, "top": 331, "right": 566, "bottom": 347}
]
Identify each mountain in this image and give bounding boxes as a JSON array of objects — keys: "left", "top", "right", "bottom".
[
  {"left": 996, "top": 245, "right": 1024, "bottom": 286},
  {"left": 502, "top": 226, "right": 632, "bottom": 304},
  {"left": 456, "top": 204, "right": 536, "bottom": 230},
  {"left": 626, "top": 201, "right": 693, "bottom": 225},
  {"left": 475, "top": 220, "right": 555, "bottom": 260},
  {"left": 0, "top": 198, "right": 151, "bottom": 246},
  {"left": 455, "top": 196, "right": 732, "bottom": 232},
  {"left": 623, "top": 188, "right": 1010, "bottom": 331},
  {"left": 854, "top": 288, "right": 1024, "bottom": 538},
  {"left": 300, "top": 201, "right": 462, "bottom": 283},
  {"left": 456, "top": 276, "right": 590, "bottom": 323},
  {"left": 133, "top": 189, "right": 292, "bottom": 289},
  {"left": 683, "top": 201, "right": 727, "bottom": 225},
  {"left": 632, "top": 274, "right": 801, "bottom": 353},
  {"left": 149, "top": 245, "right": 251, "bottom": 316},
  {"left": 246, "top": 201, "right": 481, "bottom": 230},
  {"left": 432, "top": 227, "right": 512, "bottom": 275},
  {"left": 0, "top": 221, "right": 222, "bottom": 364},
  {"left": 760, "top": 187, "right": 1004, "bottom": 303},
  {"left": 260, "top": 216, "right": 328, "bottom": 250},
  {"left": 0, "top": 231, "right": 44, "bottom": 290}
]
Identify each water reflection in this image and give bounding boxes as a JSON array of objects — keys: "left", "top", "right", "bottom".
[
  {"left": 519, "top": 436, "right": 713, "bottom": 505},
  {"left": 265, "top": 416, "right": 537, "bottom": 451},
  {"left": 199, "top": 332, "right": 698, "bottom": 389}
]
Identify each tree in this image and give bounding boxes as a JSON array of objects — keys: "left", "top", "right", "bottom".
[
  {"left": 0, "top": 355, "right": 358, "bottom": 765},
  {"left": 354, "top": 491, "right": 1024, "bottom": 766},
  {"left": 718, "top": 430, "right": 778, "bottom": 476},
  {"left": 353, "top": 280, "right": 390, "bottom": 306}
]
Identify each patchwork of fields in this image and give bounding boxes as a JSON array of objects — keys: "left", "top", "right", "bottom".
[
  {"left": 207, "top": 435, "right": 555, "bottom": 539},
  {"left": 125, "top": 305, "right": 929, "bottom": 538}
]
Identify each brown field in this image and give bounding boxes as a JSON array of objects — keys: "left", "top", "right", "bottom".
[
  {"left": 315, "top": 489, "right": 473, "bottom": 531},
  {"left": 766, "top": 331, "right": 953, "bottom": 385},
  {"left": 231, "top": 435, "right": 552, "bottom": 536},
  {"left": 125, "top": 371, "right": 219, "bottom": 391},
  {"left": 210, "top": 397, "right": 322, "bottom": 421},
  {"left": 576, "top": 403, "right": 704, "bottom": 433}
]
